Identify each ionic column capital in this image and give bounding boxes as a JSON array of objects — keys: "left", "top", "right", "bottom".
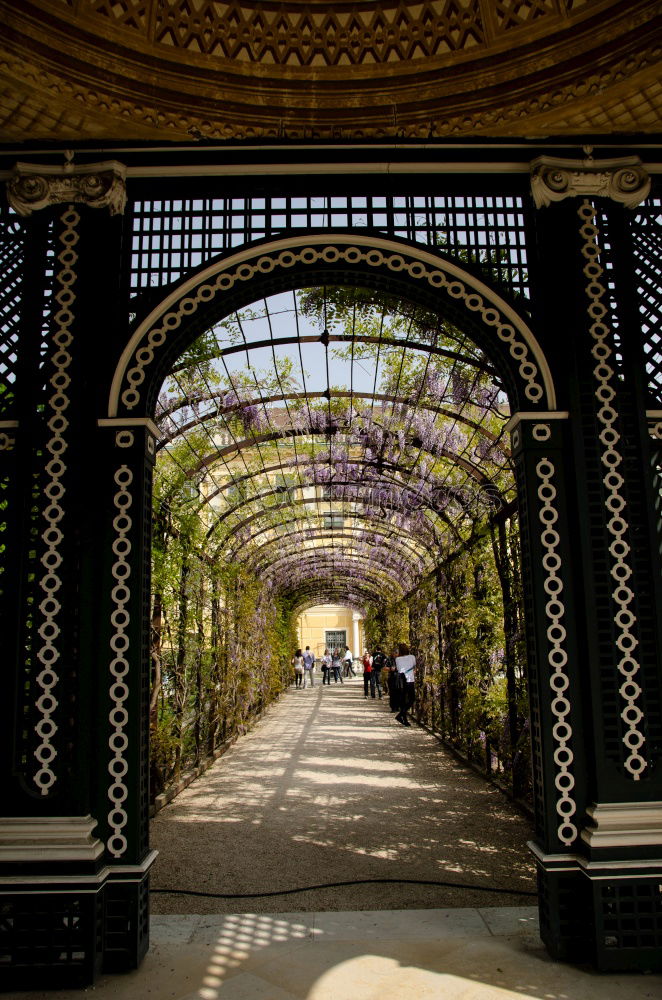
[
  {"left": 7, "top": 159, "right": 127, "bottom": 217},
  {"left": 530, "top": 155, "right": 650, "bottom": 209}
]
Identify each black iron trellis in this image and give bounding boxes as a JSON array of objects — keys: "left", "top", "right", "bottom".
[
  {"left": 0, "top": 207, "right": 23, "bottom": 418},
  {"left": 149, "top": 264, "right": 516, "bottom": 608},
  {"left": 629, "top": 195, "right": 662, "bottom": 405},
  {"left": 129, "top": 192, "right": 531, "bottom": 303}
]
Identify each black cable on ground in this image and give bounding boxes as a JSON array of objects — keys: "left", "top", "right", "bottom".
[{"left": 151, "top": 877, "right": 537, "bottom": 900}]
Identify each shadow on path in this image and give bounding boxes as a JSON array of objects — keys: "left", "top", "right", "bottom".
[{"left": 150, "top": 677, "right": 536, "bottom": 913}]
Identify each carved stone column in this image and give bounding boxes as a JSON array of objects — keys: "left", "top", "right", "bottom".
[
  {"left": 352, "top": 611, "right": 361, "bottom": 657},
  {"left": 527, "top": 155, "right": 662, "bottom": 971}
]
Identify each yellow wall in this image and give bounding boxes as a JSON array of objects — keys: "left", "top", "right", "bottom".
[{"left": 296, "top": 605, "right": 364, "bottom": 658}]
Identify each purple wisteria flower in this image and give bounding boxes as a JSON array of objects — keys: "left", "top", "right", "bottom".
[
  {"left": 424, "top": 371, "right": 450, "bottom": 400},
  {"left": 239, "top": 404, "right": 269, "bottom": 433}
]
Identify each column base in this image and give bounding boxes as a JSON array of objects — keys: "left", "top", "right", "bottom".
[
  {"left": 531, "top": 841, "right": 662, "bottom": 971},
  {"left": 0, "top": 852, "right": 156, "bottom": 989}
]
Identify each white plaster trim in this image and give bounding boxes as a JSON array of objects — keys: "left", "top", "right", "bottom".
[
  {"left": 505, "top": 411, "right": 569, "bottom": 433},
  {"left": 125, "top": 161, "right": 533, "bottom": 179},
  {"left": 0, "top": 850, "right": 159, "bottom": 887},
  {"left": 0, "top": 420, "right": 19, "bottom": 428},
  {"left": 581, "top": 801, "right": 662, "bottom": 849},
  {"left": 10, "top": 159, "right": 126, "bottom": 178},
  {"left": 98, "top": 416, "right": 161, "bottom": 439},
  {"left": 0, "top": 816, "right": 104, "bottom": 862},
  {"left": 108, "top": 233, "right": 556, "bottom": 417},
  {"left": 528, "top": 840, "right": 662, "bottom": 875}
]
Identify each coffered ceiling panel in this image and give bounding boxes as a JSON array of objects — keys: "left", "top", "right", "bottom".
[{"left": 0, "top": 1, "right": 660, "bottom": 140}]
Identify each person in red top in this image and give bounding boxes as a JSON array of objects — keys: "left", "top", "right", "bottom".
[{"left": 362, "top": 650, "right": 374, "bottom": 698}]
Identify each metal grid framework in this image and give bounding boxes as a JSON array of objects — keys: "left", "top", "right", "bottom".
[
  {"left": 630, "top": 196, "right": 662, "bottom": 404},
  {"left": 0, "top": 208, "right": 57, "bottom": 418},
  {"left": 129, "top": 192, "right": 531, "bottom": 303},
  {"left": 130, "top": 185, "right": 528, "bottom": 610},
  {"left": 154, "top": 285, "right": 513, "bottom": 611},
  {"left": 0, "top": 206, "right": 24, "bottom": 418}
]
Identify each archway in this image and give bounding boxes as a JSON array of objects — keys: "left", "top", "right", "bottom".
[
  {"left": 97, "top": 233, "right": 582, "bottom": 954},
  {"left": 4, "top": 164, "right": 660, "bottom": 985}
]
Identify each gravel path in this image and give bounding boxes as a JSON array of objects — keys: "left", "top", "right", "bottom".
[{"left": 150, "top": 677, "right": 537, "bottom": 913}]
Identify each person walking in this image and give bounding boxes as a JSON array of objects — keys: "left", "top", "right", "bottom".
[
  {"left": 362, "top": 649, "right": 373, "bottom": 698},
  {"left": 394, "top": 642, "right": 416, "bottom": 726},
  {"left": 321, "top": 648, "right": 332, "bottom": 685},
  {"left": 292, "top": 648, "right": 304, "bottom": 689},
  {"left": 343, "top": 645, "right": 355, "bottom": 677},
  {"left": 386, "top": 651, "right": 399, "bottom": 712},
  {"left": 331, "top": 648, "right": 344, "bottom": 683},
  {"left": 302, "top": 645, "right": 315, "bottom": 688},
  {"left": 371, "top": 646, "right": 385, "bottom": 699}
]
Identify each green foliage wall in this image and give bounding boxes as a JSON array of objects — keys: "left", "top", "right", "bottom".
[
  {"left": 412, "top": 524, "right": 530, "bottom": 801},
  {"left": 366, "top": 520, "right": 530, "bottom": 804},
  {"left": 149, "top": 458, "right": 297, "bottom": 801}
]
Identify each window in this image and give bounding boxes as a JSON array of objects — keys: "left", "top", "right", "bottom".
[{"left": 325, "top": 630, "right": 347, "bottom": 649}]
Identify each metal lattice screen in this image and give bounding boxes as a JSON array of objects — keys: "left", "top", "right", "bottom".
[
  {"left": 129, "top": 192, "right": 530, "bottom": 304},
  {"left": 0, "top": 207, "right": 24, "bottom": 418},
  {"left": 631, "top": 196, "right": 662, "bottom": 405},
  {"left": 153, "top": 285, "right": 513, "bottom": 603}
]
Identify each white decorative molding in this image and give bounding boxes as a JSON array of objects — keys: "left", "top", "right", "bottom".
[
  {"left": 33, "top": 205, "right": 80, "bottom": 795},
  {"left": 108, "top": 234, "right": 556, "bottom": 416},
  {"left": 531, "top": 156, "right": 650, "bottom": 209},
  {"left": 98, "top": 416, "right": 161, "bottom": 439},
  {"left": 578, "top": 200, "right": 646, "bottom": 780},
  {"left": 0, "top": 850, "right": 158, "bottom": 887},
  {"left": 0, "top": 427, "right": 17, "bottom": 450},
  {"left": 107, "top": 463, "right": 133, "bottom": 859},
  {"left": 528, "top": 840, "right": 662, "bottom": 875},
  {"left": 0, "top": 816, "right": 104, "bottom": 862},
  {"left": 532, "top": 423, "right": 550, "bottom": 441},
  {"left": 505, "top": 411, "right": 569, "bottom": 434},
  {"left": 7, "top": 159, "right": 127, "bottom": 217},
  {"left": 646, "top": 410, "right": 662, "bottom": 440},
  {"left": 581, "top": 801, "right": 662, "bottom": 849},
  {"left": 535, "top": 457, "right": 577, "bottom": 847}
]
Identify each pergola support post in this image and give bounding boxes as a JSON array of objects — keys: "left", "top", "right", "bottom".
[
  {"left": 526, "top": 157, "right": 662, "bottom": 971},
  {"left": 0, "top": 164, "right": 156, "bottom": 988}
]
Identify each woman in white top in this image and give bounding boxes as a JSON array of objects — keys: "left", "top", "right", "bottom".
[
  {"left": 394, "top": 642, "right": 416, "bottom": 727},
  {"left": 291, "top": 649, "right": 304, "bottom": 689},
  {"left": 321, "top": 648, "right": 332, "bottom": 685}
]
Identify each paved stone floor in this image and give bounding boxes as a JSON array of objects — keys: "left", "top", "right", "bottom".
[
  {"left": 8, "top": 680, "right": 662, "bottom": 997},
  {"left": 9, "top": 909, "right": 662, "bottom": 999},
  {"left": 150, "top": 676, "right": 537, "bottom": 913}
]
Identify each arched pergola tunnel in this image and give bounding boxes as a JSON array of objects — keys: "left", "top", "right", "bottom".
[
  {"left": 146, "top": 281, "right": 520, "bottom": 794},
  {"left": 147, "top": 283, "right": 520, "bottom": 805},
  {"left": 154, "top": 288, "right": 512, "bottom": 568},
  {"left": 1, "top": 155, "right": 661, "bottom": 987}
]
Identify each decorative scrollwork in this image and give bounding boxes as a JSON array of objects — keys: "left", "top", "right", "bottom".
[
  {"left": 33, "top": 205, "right": 80, "bottom": 795},
  {"left": 578, "top": 199, "right": 647, "bottom": 780},
  {"left": 116, "top": 239, "right": 547, "bottom": 415},
  {"left": 531, "top": 156, "right": 650, "bottom": 210},
  {"left": 107, "top": 460, "right": 134, "bottom": 858},
  {"left": 535, "top": 456, "right": 578, "bottom": 847},
  {"left": 7, "top": 161, "right": 127, "bottom": 217}
]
